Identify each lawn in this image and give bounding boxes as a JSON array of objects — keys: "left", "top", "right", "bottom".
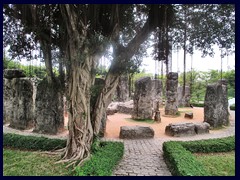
[
  {"left": 194, "top": 151, "right": 235, "bottom": 176},
  {"left": 3, "top": 148, "right": 72, "bottom": 176}
]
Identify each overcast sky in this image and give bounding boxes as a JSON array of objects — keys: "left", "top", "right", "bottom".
[{"left": 141, "top": 46, "right": 235, "bottom": 74}]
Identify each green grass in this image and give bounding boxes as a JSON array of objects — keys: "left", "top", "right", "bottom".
[
  {"left": 195, "top": 151, "right": 235, "bottom": 176},
  {"left": 3, "top": 148, "right": 72, "bottom": 176},
  {"left": 75, "top": 141, "right": 124, "bottom": 176},
  {"left": 125, "top": 118, "right": 155, "bottom": 124}
]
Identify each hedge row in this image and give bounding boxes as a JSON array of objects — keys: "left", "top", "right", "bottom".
[
  {"left": 179, "top": 136, "right": 235, "bottom": 153},
  {"left": 163, "top": 141, "right": 209, "bottom": 176},
  {"left": 191, "top": 103, "right": 204, "bottom": 107},
  {"left": 163, "top": 136, "right": 235, "bottom": 176},
  {"left": 3, "top": 133, "right": 67, "bottom": 151},
  {"left": 75, "top": 141, "right": 124, "bottom": 176}
]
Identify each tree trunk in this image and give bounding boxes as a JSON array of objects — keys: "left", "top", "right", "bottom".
[
  {"left": 182, "top": 8, "right": 187, "bottom": 97},
  {"left": 40, "top": 40, "right": 54, "bottom": 84}
]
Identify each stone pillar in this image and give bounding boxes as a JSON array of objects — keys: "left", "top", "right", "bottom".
[
  {"left": 151, "top": 79, "right": 163, "bottom": 109},
  {"left": 34, "top": 79, "right": 64, "bottom": 134},
  {"left": 10, "top": 78, "right": 34, "bottom": 130},
  {"left": 177, "top": 86, "right": 191, "bottom": 107},
  {"left": 115, "top": 75, "right": 129, "bottom": 102},
  {"left": 3, "top": 78, "right": 13, "bottom": 124},
  {"left": 165, "top": 72, "right": 178, "bottom": 115},
  {"left": 132, "top": 77, "right": 153, "bottom": 120},
  {"left": 3, "top": 69, "right": 34, "bottom": 129},
  {"left": 204, "top": 79, "right": 229, "bottom": 128}
]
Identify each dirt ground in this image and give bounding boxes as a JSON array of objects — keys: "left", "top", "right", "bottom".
[
  {"left": 62, "top": 107, "right": 234, "bottom": 139},
  {"left": 105, "top": 107, "right": 205, "bottom": 138}
]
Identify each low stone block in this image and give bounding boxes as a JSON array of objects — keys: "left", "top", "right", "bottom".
[
  {"left": 194, "top": 122, "right": 210, "bottom": 134},
  {"left": 4, "top": 69, "right": 26, "bottom": 79},
  {"left": 119, "top": 125, "right": 154, "bottom": 139},
  {"left": 184, "top": 112, "right": 193, "bottom": 119},
  {"left": 165, "top": 122, "right": 210, "bottom": 137},
  {"left": 165, "top": 123, "right": 196, "bottom": 137}
]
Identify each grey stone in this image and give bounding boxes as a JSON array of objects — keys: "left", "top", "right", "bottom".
[
  {"left": 118, "top": 100, "right": 133, "bottom": 114},
  {"left": 195, "top": 122, "right": 210, "bottom": 134},
  {"left": 184, "top": 112, "right": 193, "bottom": 119},
  {"left": 116, "top": 75, "right": 129, "bottom": 102},
  {"left": 4, "top": 69, "right": 26, "bottom": 79},
  {"left": 107, "top": 102, "right": 119, "bottom": 115},
  {"left": 204, "top": 80, "right": 229, "bottom": 128},
  {"left": 3, "top": 78, "right": 14, "bottom": 124},
  {"left": 33, "top": 79, "right": 64, "bottom": 135},
  {"left": 132, "top": 77, "right": 163, "bottom": 120},
  {"left": 119, "top": 126, "right": 154, "bottom": 139},
  {"left": 177, "top": 86, "right": 191, "bottom": 107},
  {"left": 165, "top": 122, "right": 210, "bottom": 137},
  {"left": 165, "top": 72, "right": 178, "bottom": 115},
  {"left": 165, "top": 123, "right": 196, "bottom": 137},
  {"left": 9, "top": 78, "right": 34, "bottom": 130}
]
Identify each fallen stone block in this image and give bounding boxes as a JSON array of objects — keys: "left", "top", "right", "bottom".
[
  {"left": 119, "top": 125, "right": 154, "bottom": 139},
  {"left": 194, "top": 122, "right": 210, "bottom": 134},
  {"left": 165, "top": 122, "right": 210, "bottom": 137},
  {"left": 184, "top": 112, "right": 193, "bottom": 119},
  {"left": 165, "top": 123, "right": 196, "bottom": 137},
  {"left": 4, "top": 69, "right": 26, "bottom": 79}
]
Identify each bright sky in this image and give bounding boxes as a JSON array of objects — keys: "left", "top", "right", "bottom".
[{"left": 141, "top": 46, "right": 235, "bottom": 74}]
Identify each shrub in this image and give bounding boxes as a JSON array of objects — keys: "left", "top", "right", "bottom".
[
  {"left": 179, "top": 136, "right": 235, "bottom": 153},
  {"left": 3, "top": 133, "right": 66, "bottom": 151},
  {"left": 75, "top": 141, "right": 124, "bottom": 176},
  {"left": 230, "top": 104, "right": 235, "bottom": 111},
  {"left": 191, "top": 103, "right": 204, "bottom": 107},
  {"left": 163, "top": 141, "right": 209, "bottom": 176}
]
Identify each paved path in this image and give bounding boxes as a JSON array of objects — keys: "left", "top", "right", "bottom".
[{"left": 3, "top": 111, "right": 235, "bottom": 176}]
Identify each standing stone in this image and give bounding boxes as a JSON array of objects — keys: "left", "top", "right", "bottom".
[
  {"left": 151, "top": 79, "right": 163, "bottom": 109},
  {"left": 132, "top": 77, "right": 153, "bottom": 120},
  {"left": 116, "top": 75, "right": 129, "bottom": 102},
  {"left": 34, "top": 79, "right": 64, "bottom": 134},
  {"left": 177, "top": 86, "right": 191, "bottom": 107},
  {"left": 9, "top": 78, "right": 34, "bottom": 130},
  {"left": 3, "top": 78, "right": 14, "bottom": 124},
  {"left": 165, "top": 72, "right": 178, "bottom": 115},
  {"left": 204, "top": 79, "right": 229, "bottom": 128}
]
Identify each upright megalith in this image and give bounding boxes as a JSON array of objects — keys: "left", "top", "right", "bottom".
[
  {"left": 4, "top": 69, "right": 34, "bottom": 129},
  {"left": 3, "top": 78, "right": 13, "bottom": 124},
  {"left": 151, "top": 79, "right": 163, "bottom": 109},
  {"left": 132, "top": 77, "right": 154, "bottom": 120},
  {"left": 132, "top": 77, "right": 163, "bottom": 120},
  {"left": 34, "top": 78, "right": 64, "bottom": 134},
  {"left": 116, "top": 75, "right": 129, "bottom": 102},
  {"left": 177, "top": 86, "right": 190, "bottom": 107},
  {"left": 165, "top": 72, "right": 178, "bottom": 115},
  {"left": 204, "top": 79, "right": 229, "bottom": 128}
]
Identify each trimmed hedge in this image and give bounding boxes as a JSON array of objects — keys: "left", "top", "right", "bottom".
[
  {"left": 191, "top": 103, "right": 204, "bottom": 107},
  {"left": 75, "top": 141, "right": 124, "bottom": 176},
  {"left": 163, "top": 136, "right": 235, "bottom": 176},
  {"left": 3, "top": 133, "right": 66, "bottom": 151},
  {"left": 179, "top": 136, "right": 235, "bottom": 153},
  {"left": 163, "top": 141, "right": 209, "bottom": 176}
]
